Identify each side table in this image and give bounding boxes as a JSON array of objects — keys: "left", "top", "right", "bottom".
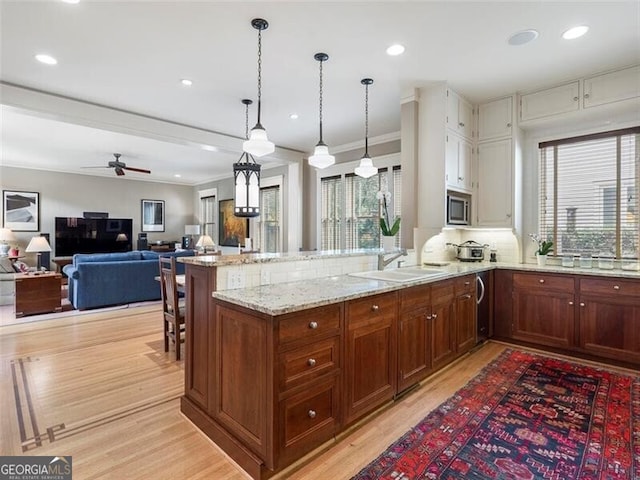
[
  {"left": 15, "top": 272, "right": 62, "bottom": 317},
  {"left": 52, "top": 257, "right": 73, "bottom": 285}
]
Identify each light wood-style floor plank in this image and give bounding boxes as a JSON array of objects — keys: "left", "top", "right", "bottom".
[{"left": 1, "top": 306, "right": 636, "bottom": 479}]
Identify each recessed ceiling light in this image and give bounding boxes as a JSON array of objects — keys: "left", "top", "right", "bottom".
[
  {"left": 386, "top": 44, "right": 405, "bottom": 56},
  {"left": 61, "top": 0, "right": 80, "bottom": 4},
  {"left": 289, "top": 113, "right": 299, "bottom": 120},
  {"left": 35, "top": 54, "right": 57, "bottom": 65},
  {"left": 562, "top": 25, "right": 589, "bottom": 40},
  {"left": 201, "top": 145, "right": 218, "bottom": 152},
  {"left": 181, "top": 79, "right": 193, "bottom": 87},
  {"left": 174, "top": 174, "right": 182, "bottom": 178},
  {"left": 507, "top": 29, "right": 539, "bottom": 46}
]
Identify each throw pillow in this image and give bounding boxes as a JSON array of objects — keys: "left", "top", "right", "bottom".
[
  {"left": 12, "top": 260, "right": 30, "bottom": 273},
  {"left": 0, "top": 256, "right": 14, "bottom": 273}
]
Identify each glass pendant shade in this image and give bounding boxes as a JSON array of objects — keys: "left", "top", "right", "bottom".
[
  {"left": 308, "top": 142, "right": 335, "bottom": 169},
  {"left": 234, "top": 156, "right": 261, "bottom": 218},
  {"left": 354, "top": 155, "right": 378, "bottom": 178},
  {"left": 243, "top": 125, "right": 274, "bottom": 157}
]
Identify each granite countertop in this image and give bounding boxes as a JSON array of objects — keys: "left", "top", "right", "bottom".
[
  {"left": 178, "top": 248, "right": 380, "bottom": 267},
  {"left": 212, "top": 260, "right": 640, "bottom": 316}
]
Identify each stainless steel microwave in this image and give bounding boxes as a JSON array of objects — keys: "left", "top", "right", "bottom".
[{"left": 447, "top": 193, "right": 470, "bottom": 225}]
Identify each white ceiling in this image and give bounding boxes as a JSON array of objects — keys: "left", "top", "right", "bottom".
[{"left": 1, "top": 1, "right": 639, "bottom": 185}]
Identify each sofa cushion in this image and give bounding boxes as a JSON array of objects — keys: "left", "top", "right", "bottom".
[
  {"left": 140, "top": 250, "right": 160, "bottom": 260},
  {"left": 74, "top": 251, "right": 142, "bottom": 265},
  {"left": 0, "top": 256, "right": 14, "bottom": 273}
]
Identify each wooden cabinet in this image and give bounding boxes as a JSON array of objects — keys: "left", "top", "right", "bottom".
[
  {"left": 578, "top": 277, "right": 640, "bottom": 364},
  {"left": 430, "top": 280, "right": 456, "bottom": 370},
  {"left": 583, "top": 65, "right": 640, "bottom": 108},
  {"left": 345, "top": 292, "right": 397, "bottom": 425},
  {"left": 446, "top": 88, "right": 474, "bottom": 139},
  {"left": 511, "top": 272, "right": 576, "bottom": 349},
  {"left": 398, "top": 285, "right": 432, "bottom": 392},
  {"left": 477, "top": 96, "right": 512, "bottom": 141},
  {"left": 14, "top": 272, "right": 62, "bottom": 317},
  {"left": 454, "top": 275, "right": 476, "bottom": 355},
  {"left": 519, "top": 81, "right": 580, "bottom": 122},
  {"left": 445, "top": 132, "right": 473, "bottom": 192},
  {"left": 476, "top": 139, "right": 512, "bottom": 227}
]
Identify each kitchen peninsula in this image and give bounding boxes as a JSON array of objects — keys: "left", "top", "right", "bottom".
[{"left": 178, "top": 252, "right": 640, "bottom": 479}]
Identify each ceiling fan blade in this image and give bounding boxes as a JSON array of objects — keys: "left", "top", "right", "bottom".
[
  {"left": 115, "top": 167, "right": 125, "bottom": 176},
  {"left": 122, "top": 166, "right": 151, "bottom": 174}
]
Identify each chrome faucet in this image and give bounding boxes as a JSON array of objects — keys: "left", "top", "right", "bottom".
[{"left": 378, "top": 248, "right": 408, "bottom": 270}]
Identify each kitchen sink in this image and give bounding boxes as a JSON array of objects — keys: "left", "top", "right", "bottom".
[{"left": 348, "top": 267, "right": 447, "bottom": 283}]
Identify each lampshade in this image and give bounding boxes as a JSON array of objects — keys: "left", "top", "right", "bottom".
[
  {"left": 25, "top": 236, "right": 52, "bottom": 253},
  {"left": 196, "top": 234, "right": 215, "bottom": 248},
  {"left": 116, "top": 233, "right": 128, "bottom": 242},
  {"left": 235, "top": 98, "right": 261, "bottom": 218},
  {"left": 0, "top": 228, "right": 16, "bottom": 242},
  {"left": 242, "top": 18, "right": 274, "bottom": 158},
  {"left": 355, "top": 78, "right": 378, "bottom": 179},
  {"left": 354, "top": 156, "right": 378, "bottom": 179},
  {"left": 184, "top": 224, "right": 201, "bottom": 235},
  {"left": 308, "top": 52, "right": 335, "bottom": 169}
]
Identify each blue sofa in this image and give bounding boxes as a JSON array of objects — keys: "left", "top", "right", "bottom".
[{"left": 62, "top": 250, "right": 194, "bottom": 310}]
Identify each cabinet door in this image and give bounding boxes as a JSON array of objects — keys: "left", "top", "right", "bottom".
[
  {"left": 455, "top": 292, "right": 476, "bottom": 355},
  {"left": 345, "top": 293, "right": 397, "bottom": 424},
  {"left": 476, "top": 139, "right": 512, "bottom": 227},
  {"left": 583, "top": 65, "right": 640, "bottom": 108},
  {"left": 445, "top": 133, "right": 459, "bottom": 189},
  {"left": 398, "top": 307, "right": 432, "bottom": 392},
  {"left": 478, "top": 97, "right": 512, "bottom": 140},
  {"left": 512, "top": 289, "right": 575, "bottom": 348},
  {"left": 447, "top": 89, "right": 474, "bottom": 139},
  {"left": 520, "top": 82, "right": 580, "bottom": 121},
  {"left": 579, "top": 296, "right": 640, "bottom": 364},
  {"left": 445, "top": 134, "right": 473, "bottom": 192},
  {"left": 431, "top": 300, "right": 456, "bottom": 370}
]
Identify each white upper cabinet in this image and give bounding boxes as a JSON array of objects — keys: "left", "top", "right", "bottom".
[
  {"left": 583, "top": 65, "right": 640, "bottom": 108},
  {"left": 446, "top": 89, "right": 474, "bottom": 139},
  {"left": 478, "top": 97, "right": 512, "bottom": 141},
  {"left": 445, "top": 133, "right": 473, "bottom": 193},
  {"left": 519, "top": 82, "right": 580, "bottom": 122},
  {"left": 476, "top": 139, "right": 513, "bottom": 227}
]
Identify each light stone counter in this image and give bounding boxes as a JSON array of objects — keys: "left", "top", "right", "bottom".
[
  {"left": 212, "top": 260, "right": 640, "bottom": 316},
  {"left": 178, "top": 249, "right": 380, "bottom": 267}
]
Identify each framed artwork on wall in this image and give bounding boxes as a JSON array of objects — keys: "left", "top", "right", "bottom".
[
  {"left": 141, "top": 199, "right": 165, "bottom": 232},
  {"left": 3, "top": 190, "right": 40, "bottom": 231},
  {"left": 219, "top": 199, "right": 248, "bottom": 246}
]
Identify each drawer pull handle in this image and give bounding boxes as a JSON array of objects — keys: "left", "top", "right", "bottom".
[
  {"left": 613, "top": 285, "right": 620, "bottom": 290},
  {"left": 539, "top": 279, "right": 545, "bottom": 284},
  {"left": 308, "top": 410, "right": 317, "bottom": 419},
  {"left": 580, "top": 302, "right": 585, "bottom": 307},
  {"left": 309, "top": 321, "right": 318, "bottom": 329},
  {"left": 432, "top": 313, "right": 438, "bottom": 319},
  {"left": 569, "top": 301, "right": 574, "bottom": 306},
  {"left": 307, "top": 358, "right": 316, "bottom": 367},
  {"left": 371, "top": 304, "right": 379, "bottom": 312},
  {"left": 464, "top": 281, "right": 470, "bottom": 286}
]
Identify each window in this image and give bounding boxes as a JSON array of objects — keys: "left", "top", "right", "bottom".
[
  {"left": 259, "top": 185, "right": 280, "bottom": 252},
  {"left": 539, "top": 127, "right": 639, "bottom": 259},
  {"left": 321, "top": 165, "right": 401, "bottom": 250},
  {"left": 200, "top": 194, "right": 216, "bottom": 237}
]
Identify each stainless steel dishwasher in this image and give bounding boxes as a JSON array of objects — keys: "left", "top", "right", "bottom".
[{"left": 476, "top": 271, "right": 490, "bottom": 343}]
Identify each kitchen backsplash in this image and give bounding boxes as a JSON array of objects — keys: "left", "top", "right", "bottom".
[{"left": 421, "top": 228, "right": 520, "bottom": 264}]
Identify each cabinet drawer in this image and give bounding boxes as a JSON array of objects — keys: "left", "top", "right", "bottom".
[
  {"left": 580, "top": 277, "right": 640, "bottom": 297},
  {"left": 431, "top": 279, "right": 454, "bottom": 305},
  {"left": 278, "top": 303, "right": 342, "bottom": 345},
  {"left": 454, "top": 275, "right": 475, "bottom": 295},
  {"left": 347, "top": 292, "right": 397, "bottom": 328},
  {"left": 400, "top": 284, "right": 430, "bottom": 313},
  {"left": 279, "top": 337, "right": 340, "bottom": 391},
  {"left": 513, "top": 272, "right": 574, "bottom": 292}
]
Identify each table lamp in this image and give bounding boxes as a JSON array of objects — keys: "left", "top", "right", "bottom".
[
  {"left": 195, "top": 234, "right": 215, "bottom": 253},
  {"left": 25, "top": 236, "right": 52, "bottom": 271},
  {"left": 0, "top": 228, "right": 16, "bottom": 256}
]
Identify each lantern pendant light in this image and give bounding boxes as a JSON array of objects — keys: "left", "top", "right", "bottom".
[
  {"left": 234, "top": 99, "right": 261, "bottom": 218},
  {"left": 354, "top": 78, "right": 378, "bottom": 178},
  {"left": 308, "top": 52, "right": 335, "bottom": 169},
  {"left": 243, "top": 18, "right": 275, "bottom": 158}
]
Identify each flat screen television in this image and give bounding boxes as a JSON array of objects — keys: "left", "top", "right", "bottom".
[{"left": 55, "top": 217, "right": 133, "bottom": 257}]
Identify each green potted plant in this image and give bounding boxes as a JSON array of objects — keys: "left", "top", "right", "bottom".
[
  {"left": 530, "top": 233, "right": 553, "bottom": 266},
  {"left": 377, "top": 190, "right": 401, "bottom": 251}
]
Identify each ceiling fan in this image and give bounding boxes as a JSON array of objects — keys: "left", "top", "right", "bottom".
[{"left": 83, "top": 153, "right": 151, "bottom": 176}]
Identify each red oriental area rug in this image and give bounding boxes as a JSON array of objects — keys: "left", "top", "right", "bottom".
[{"left": 352, "top": 349, "right": 640, "bottom": 480}]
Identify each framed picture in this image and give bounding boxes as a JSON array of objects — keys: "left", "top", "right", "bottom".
[
  {"left": 141, "top": 199, "right": 165, "bottom": 232},
  {"left": 3, "top": 190, "right": 40, "bottom": 231},
  {"left": 219, "top": 199, "right": 248, "bottom": 246}
]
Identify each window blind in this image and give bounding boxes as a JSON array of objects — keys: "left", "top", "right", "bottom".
[
  {"left": 321, "top": 175, "right": 342, "bottom": 250},
  {"left": 539, "top": 128, "right": 639, "bottom": 259},
  {"left": 200, "top": 195, "right": 216, "bottom": 237},
  {"left": 259, "top": 186, "right": 280, "bottom": 253}
]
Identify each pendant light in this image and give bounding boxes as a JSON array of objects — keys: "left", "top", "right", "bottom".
[
  {"left": 234, "top": 99, "right": 261, "bottom": 218},
  {"left": 243, "top": 18, "right": 275, "bottom": 158},
  {"left": 354, "top": 78, "right": 378, "bottom": 178},
  {"left": 308, "top": 52, "right": 335, "bottom": 169}
]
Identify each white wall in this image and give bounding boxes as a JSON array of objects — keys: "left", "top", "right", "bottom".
[{"left": 0, "top": 166, "right": 195, "bottom": 260}]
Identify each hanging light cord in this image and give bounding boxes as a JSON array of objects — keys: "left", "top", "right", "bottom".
[
  {"left": 364, "top": 82, "right": 369, "bottom": 156},
  {"left": 256, "top": 28, "right": 263, "bottom": 124},
  {"left": 244, "top": 101, "right": 250, "bottom": 140},
  {"left": 318, "top": 58, "right": 324, "bottom": 143}
]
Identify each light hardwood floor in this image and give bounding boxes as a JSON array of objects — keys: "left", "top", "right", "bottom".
[{"left": 0, "top": 306, "right": 634, "bottom": 479}]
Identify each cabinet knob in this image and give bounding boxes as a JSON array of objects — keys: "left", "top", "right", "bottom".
[
  {"left": 459, "top": 122, "right": 465, "bottom": 127},
  {"left": 506, "top": 122, "right": 512, "bottom": 127},
  {"left": 584, "top": 93, "right": 590, "bottom": 99},
  {"left": 426, "top": 314, "right": 432, "bottom": 320},
  {"left": 464, "top": 281, "right": 470, "bottom": 286},
  {"left": 309, "top": 321, "right": 318, "bottom": 329},
  {"left": 463, "top": 294, "right": 472, "bottom": 299},
  {"left": 580, "top": 302, "right": 585, "bottom": 307},
  {"left": 371, "top": 304, "right": 379, "bottom": 312},
  {"left": 613, "top": 285, "right": 620, "bottom": 290},
  {"left": 458, "top": 176, "right": 464, "bottom": 181},
  {"left": 308, "top": 410, "right": 317, "bottom": 419},
  {"left": 432, "top": 313, "right": 438, "bottom": 319},
  {"left": 307, "top": 358, "right": 317, "bottom": 367},
  {"left": 573, "top": 96, "right": 579, "bottom": 101},
  {"left": 569, "top": 301, "right": 574, "bottom": 306},
  {"left": 539, "top": 279, "right": 545, "bottom": 284}
]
